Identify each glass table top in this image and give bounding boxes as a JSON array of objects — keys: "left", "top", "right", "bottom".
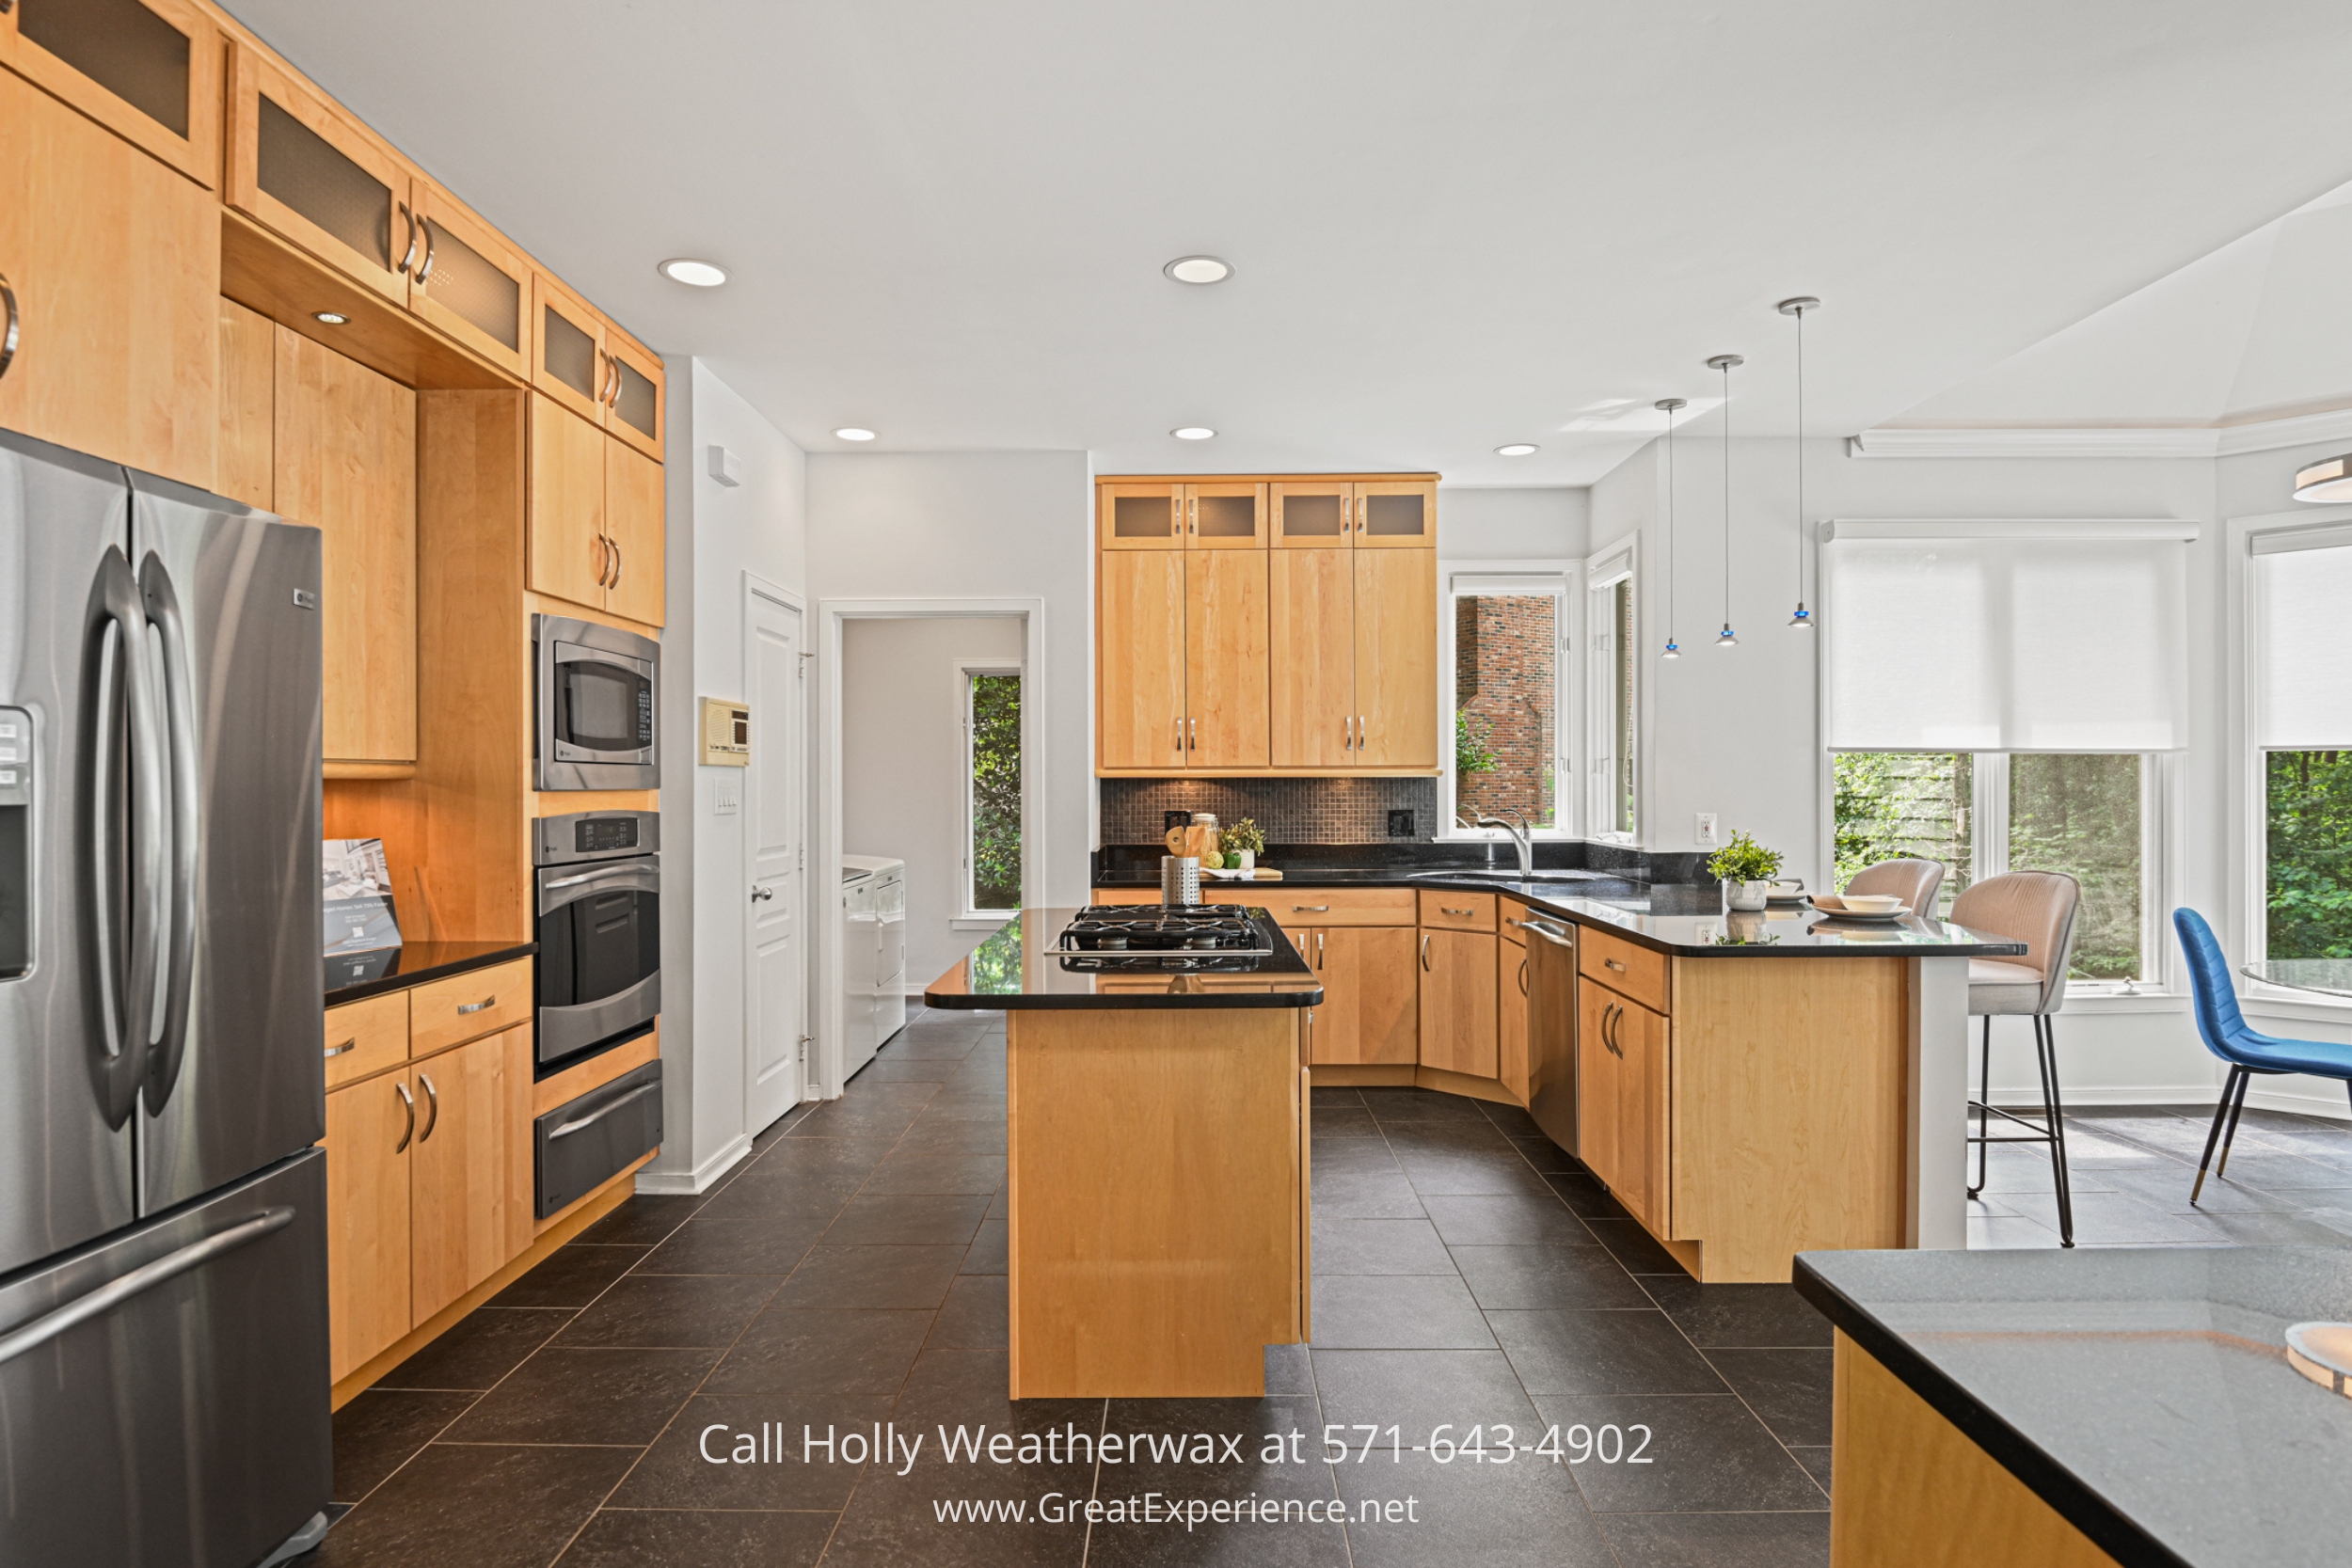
[{"left": 2242, "top": 958, "right": 2352, "bottom": 998}]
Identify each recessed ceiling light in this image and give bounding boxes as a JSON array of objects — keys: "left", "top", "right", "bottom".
[
  {"left": 1163, "top": 256, "right": 1232, "bottom": 285},
  {"left": 311, "top": 311, "right": 349, "bottom": 325},
  {"left": 2295, "top": 453, "right": 2352, "bottom": 503},
  {"left": 658, "top": 258, "right": 728, "bottom": 288},
  {"left": 834, "top": 427, "right": 876, "bottom": 442},
  {"left": 1171, "top": 427, "right": 1216, "bottom": 440},
  {"left": 1496, "top": 443, "right": 1538, "bottom": 457}
]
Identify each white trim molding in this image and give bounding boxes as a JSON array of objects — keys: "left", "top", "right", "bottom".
[
  {"left": 1818, "top": 517, "right": 2201, "bottom": 543},
  {"left": 635, "top": 1132, "right": 754, "bottom": 1196},
  {"left": 1851, "top": 406, "right": 2352, "bottom": 461}
]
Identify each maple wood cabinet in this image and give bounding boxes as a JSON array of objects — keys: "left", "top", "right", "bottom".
[
  {"left": 1301, "top": 925, "right": 1419, "bottom": 1066},
  {"left": 533, "top": 271, "right": 664, "bottom": 459},
  {"left": 1419, "top": 928, "right": 1500, "bottom": 1079},
  {"left": 0, "top": 0, "right": 222, "bottom": 189},
  {"left": 0, "top": 67, "right": 218, "bottom": 488},
  {"left": 1099, "top": 474, "right": 1436, "bottom": 776},
  {"left": 1578, "top": 977, "right": 1669, "bottom": 1235},
  {"left": 530, "top": 392, "right": 666, "bottom": 626}
]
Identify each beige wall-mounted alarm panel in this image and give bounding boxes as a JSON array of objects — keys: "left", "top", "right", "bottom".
[{"left": 700, "top": 698, "right": 751, "bottom": 765}]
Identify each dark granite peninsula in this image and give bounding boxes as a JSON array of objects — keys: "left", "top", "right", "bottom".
[
  {"left": 325, "top": 938, "right": 537, "bottom": 1005},
  {"left": 926, "top": 907, "right": 1321, "bottom": 1400},
  {"left": 1799, "top": 1247, "right": 2352, "bottom": 1568}
]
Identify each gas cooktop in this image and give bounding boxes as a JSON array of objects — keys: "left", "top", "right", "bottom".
[{"left": 1057, "top": 905, "right": 1276, "bottom": 972}]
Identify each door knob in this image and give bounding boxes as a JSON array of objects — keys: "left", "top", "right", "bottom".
[{"left": 752, "top": 886, "right": 774, "bottom": 901}]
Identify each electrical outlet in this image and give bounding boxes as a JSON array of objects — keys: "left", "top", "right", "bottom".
[
  {"left": 1164, "top": 810, "right": 1191, "bottom": 834},
  {"left": 1694, "top": 813, "right": 1719, "bottom": 847},
  {"left": 1388, "top": 809, "right": 1416, "bottom": 839}
]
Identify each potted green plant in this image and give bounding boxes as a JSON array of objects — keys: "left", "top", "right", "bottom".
[
  {"left": 1222, "top": 817, "right": 1265, "bottom": 874},
  {"left": 1707, "top": 831, "right": 1784, "bottom": 911}
]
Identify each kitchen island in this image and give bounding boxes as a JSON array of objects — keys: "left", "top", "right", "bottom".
[
  {"left": 1798, "top": 1246, "right": 2352, "bottom": 1568},
  {"left": 1097, "top": 858, "right": 2028, "bottom": 1283},
  {"left": 926, "top": 906, "right": 1322, "bottom": 1400}
]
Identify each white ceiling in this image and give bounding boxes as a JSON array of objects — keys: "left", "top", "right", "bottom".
[
  {"left": 222, "top": 2, "right": 2352, "bottom": 483},
  {"left": 1888, "top": 180, "right": 2352, "bottom": 430}
]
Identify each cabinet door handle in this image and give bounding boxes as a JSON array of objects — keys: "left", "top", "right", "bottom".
[
  {"left": 0, "top": 270, "right": 19, "bottom": 383},
  {"left": 393, "top": 1080, "right": 416, "bottom": 1152},
  {"left": 395, "top": 203, "right": 419, "bottom": 277},
  {"left": 1605, "top": 958, "right": 1627, "bottom": 973},
  {"left": 414, "top": 219, "right": 437, "bottom": 286},
  {"left": 325, "top": 1037, "right": 358, "bottom": 1059},
  {"left": 1174, "top": 717, "right": 1183, "bottom": 753},
  {"left": 609, "top": 538, "right": 623, "bottom": 589},
  {"left": 1187, "top": 717, "right": 1195, "bottom": 751},
  {"left": 418, "top": 1073, "right": 440, "bottom": 1143},
  {"left": 1518, "top": 958, "right": 1528, "bottom": 995},
  {"left": 1420, "top": 934, "right": 1432, "bottom": 972},
  {"left": 456, "top": 994, "right": 497, "bottom": 1015},
  {"left": 606, "top": 353, "right": 625, "bottom": 407},
  {"left": 1344, "top": 715, "right": 1353, "bottom": 751},
  {"left": 1316, "top": 930, "right": 1325, "bottom": 969}
]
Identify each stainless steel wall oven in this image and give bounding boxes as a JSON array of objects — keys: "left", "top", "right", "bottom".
[
  {"left": 534, "top": 811, "right": 660, "bottom": 1067},
  {"left": 533, "top": 613, "right": 659, "bottom": 790}
]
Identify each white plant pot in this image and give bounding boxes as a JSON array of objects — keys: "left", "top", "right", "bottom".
[
  {"left": 1234, "top": 850, "right": 1256, "bottom": 873},
  {"left": 1725, "top": 879, "right": 1771, "bottom": 911}
]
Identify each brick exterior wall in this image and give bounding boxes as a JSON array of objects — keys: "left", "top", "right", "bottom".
[{"left": 1455, "top": 594, "right": 1555, "bottom": 827}]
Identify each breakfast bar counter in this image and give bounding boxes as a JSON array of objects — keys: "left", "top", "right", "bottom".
[{"left": 927, "top": 907, "right": 1321, "bottom": 1400}]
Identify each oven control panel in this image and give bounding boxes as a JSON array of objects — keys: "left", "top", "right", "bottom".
[{"left": 534, "top": 809, "right": 662, "bottom": 867}]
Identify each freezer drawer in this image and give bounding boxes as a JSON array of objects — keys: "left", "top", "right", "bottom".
[
  {"left": 536, "top": 1059, "right": 662, "bottom": 1218},
  {"left": 0, "top": 1148, "right": 331, "bottom": 1568}
]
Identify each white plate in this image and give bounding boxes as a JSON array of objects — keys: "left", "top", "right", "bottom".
[{"left": 1807, "top": 897, "right": 1911, "bottom": 923}]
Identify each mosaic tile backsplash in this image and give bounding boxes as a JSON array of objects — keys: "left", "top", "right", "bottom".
[{"left": 1100, "top": 777, "right": 1441, "bottom": 845}]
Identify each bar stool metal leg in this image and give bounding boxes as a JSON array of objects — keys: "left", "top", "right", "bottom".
[
  {"left": 1967, "top": 1016, "right": 1993, "bottom": 1198},
  {"left": 2037, "top": 1015, "right": 2074, "bottom": 1247}
]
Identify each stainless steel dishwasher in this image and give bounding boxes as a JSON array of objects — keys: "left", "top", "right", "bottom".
[{"left": 1522, "top": 916, "right": 1580, "bottom": 1154}]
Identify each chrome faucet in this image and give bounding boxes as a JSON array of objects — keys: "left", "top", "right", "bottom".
[{"left": 1475, "top": 811, "right": 1534, "bottom": 879}]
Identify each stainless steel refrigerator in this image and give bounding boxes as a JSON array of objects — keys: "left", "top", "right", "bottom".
[{"left": 0, "top": 429, "right": 333, "bottom": 1566}]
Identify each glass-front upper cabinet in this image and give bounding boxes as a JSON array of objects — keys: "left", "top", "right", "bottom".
[
  {"left": 228, "top": 42, "right": 415, "bottom": 303},
  {"left": 1098, "top": 482, "right": 1183, "bottom": 550},
  {"left": 1271, "top": 482, "right": 1352, "bottom": 550},
  {"left": 407, "top": 179, "right": 530, "bottom": 378},
  {"left": 0, "top": 0, "right": 220, "bottom": 187},
  {"left": 532, "top": 271, "right": 609, "bottom": 426},
  {"left": 1352, "top": 480, "right": 1436, "bottom": 548},
  {"left": 1183, "top": 482, "right": 1266, "bottom": 549},
  {"left": 602, "top": 325, "right": 664, "bottom": 461}
]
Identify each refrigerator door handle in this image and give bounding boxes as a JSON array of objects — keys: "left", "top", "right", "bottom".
[
  {"left": 0, "top": 1206, "right": 294, "bottom": 1368},
  {"left": 136, "top": 553, "right": 201, "bottom": 1112},
  {"left": 81, "top": 546, "right": 165, "bottom": 1130}
]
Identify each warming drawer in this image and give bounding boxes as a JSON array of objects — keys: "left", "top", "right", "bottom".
[{"left": 535, "top": 1060, "right": 662, "bottom": 1218}]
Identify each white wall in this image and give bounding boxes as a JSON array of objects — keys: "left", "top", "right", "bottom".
[
  {"left": 647, "top": 358, "right": 810, "bottom": 1194},
  {"left": 1440, "top": 486, "right": 1591, "bottom": 559},
  {"left": 842, "top": 615, "right": 1026, "bottom": 986},
  {"left": 807, "top": 451, "right": 1095, "bottom": 903}
]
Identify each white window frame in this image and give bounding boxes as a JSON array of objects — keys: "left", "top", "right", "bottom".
[
  {"left": 1437, "top": 560, "right": 1578, "bottom": 842},
  {"left": 1585, "top": 546, "right": 1637, "bottom": 845},
  {"left": 954, "top": 657, "right": 1025, "bottom": 927},
  {"left": 2232, "top": 503, "right": 2352, "bottom": 1016}
]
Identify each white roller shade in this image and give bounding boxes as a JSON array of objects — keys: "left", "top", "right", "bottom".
[
  {"left": 2253, "top": 525, "right": 2352, "bottom": 747},
  {"left": 1822, "top": 520, "right": 2193, "bottom": 752}
]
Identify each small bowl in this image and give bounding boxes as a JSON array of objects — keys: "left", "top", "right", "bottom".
[{"left": 1839, "top": 894, "right": 1903, "bottom": 914}]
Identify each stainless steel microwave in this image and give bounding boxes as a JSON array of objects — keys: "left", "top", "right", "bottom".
[{"left": 534, "top": 613, "right": 659, "bottom": 790}]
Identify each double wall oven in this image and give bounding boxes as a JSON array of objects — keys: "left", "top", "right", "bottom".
[
  {"left": 534, "top": 811, "right": 661, "bottom": 1067},
  {"left": 534, "top": 613, "right": 659, "bottom": 791}
]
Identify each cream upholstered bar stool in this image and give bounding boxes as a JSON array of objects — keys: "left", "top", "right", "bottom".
[
  {"left": 1843, "top": 857, "right": 1946, "bottom": 915},
  {"left": 1951, "top": 871, "right": 2084, "bottom": 1246}
]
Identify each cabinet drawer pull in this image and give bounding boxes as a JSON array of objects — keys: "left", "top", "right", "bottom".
[
  {"left": 325, "top": 1037, "right": 358, "bottom": 1059},
  {"left": 418, "top": 1073, "right": 440, "bottom": 1143},
  {"left": 1605, "top": 958, "right": 1627, "bottom": 973},
  {"left": 393, "top": 1081, "right": 416, "bottom": 1152},
  {"left": 1292, "top": 904, "right": 1330, "bottom": 912},
  {"left": 1439, "top": 906, "right": 1476, "bottom": 918},
  {"left": 1504, "top": 916, "right": 1521, "bottom": 928},
  {"left": 456, "top": 994, "right": 497, "bottom": 1015},
  {"left": 1420, "top": 934, "right": 1432, "bottom": 972}
]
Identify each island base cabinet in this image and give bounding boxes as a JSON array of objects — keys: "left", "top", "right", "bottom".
[
  {"left": 1832, "top": 1332, "right": 2122, "bottom": 1567},
  {"left": 1006, "top": 1007, "right": 1304, "bottom": 1399},
  {"left": 1306, "top": 926, "right": 1418, "bottom": 1066},
  {"left": 1418, "top": 929, "right": 1498, "bottom": 1078},
  {"left": 1578, "top": 981, "right": 1669, "bottom": 1236}
]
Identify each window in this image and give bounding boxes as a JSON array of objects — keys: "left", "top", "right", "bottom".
[
  {"left": 2251, "top": 526, "right": 2352, "bottom": 960},
  {"left": 961, "top": 667, "right": 1022, "bottom": 914},
  {"left": 2265, "top": 752, "right": 2352, "bottom": 958},
  {"left": 1833, "top": 751, "right": 2160, "bottom": 987},
  {"left": 1585, "top": 559, "right": 1636, "bottom": 840},
  {"left": 1444, "top": 570, "right": 1569, "bottom": 835}
]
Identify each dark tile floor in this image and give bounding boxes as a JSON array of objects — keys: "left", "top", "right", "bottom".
[{"left": 307, "top": 1008, "right": 2352, "bottom": 1566}]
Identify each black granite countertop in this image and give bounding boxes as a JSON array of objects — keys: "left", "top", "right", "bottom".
[
  {"left": 1798, "top": 1247, "right": 2352, "bottom": 1568},
  {"left": 924, "top": 908, "right": 1323, "bottom": 1009},
  {"left": 326, "top": 940, "right": 536, "bottom": 1006},
  {"left": 1096, "top": 864, "right": 2026, "bottom": 959}
]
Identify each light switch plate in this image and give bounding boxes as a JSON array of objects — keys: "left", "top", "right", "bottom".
[
  {"left": 714, "top": 776, "right": 739, "bottom": 815},
  {"left": 1694, "top": 813, "right": 1719, "bottom": 847}
]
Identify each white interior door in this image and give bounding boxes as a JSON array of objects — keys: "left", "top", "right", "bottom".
[{"left": 745, "top": 587, "right": 806, "bottom": 1133}]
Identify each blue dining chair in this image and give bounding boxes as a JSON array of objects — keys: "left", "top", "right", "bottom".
[{"left": 2174, "top": 909, "right": 2352, "bottom": 1203}]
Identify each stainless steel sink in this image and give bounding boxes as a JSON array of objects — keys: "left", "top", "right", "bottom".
[{"left": 1406, "top": 870, "right": 1608, "bottom": 885}]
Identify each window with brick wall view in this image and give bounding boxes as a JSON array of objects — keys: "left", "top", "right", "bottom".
[{"left": 1454, "top": 594, "right": 1559, "bottom": 830}]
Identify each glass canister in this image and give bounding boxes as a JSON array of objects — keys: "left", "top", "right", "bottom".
[{"left": 1185, "top": 812, "right": 1220, "bottom": 861}]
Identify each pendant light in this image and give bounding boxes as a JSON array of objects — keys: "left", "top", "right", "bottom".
[
  {"left": 1707, "top": 355, "right": 1743, "bottom": 646},
  {"left": 1778, "top": 296, "right": 1820, "bottom": 627},
  {"left": 1658, "top": 398, "right": 1687, "bottom": 657}
]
